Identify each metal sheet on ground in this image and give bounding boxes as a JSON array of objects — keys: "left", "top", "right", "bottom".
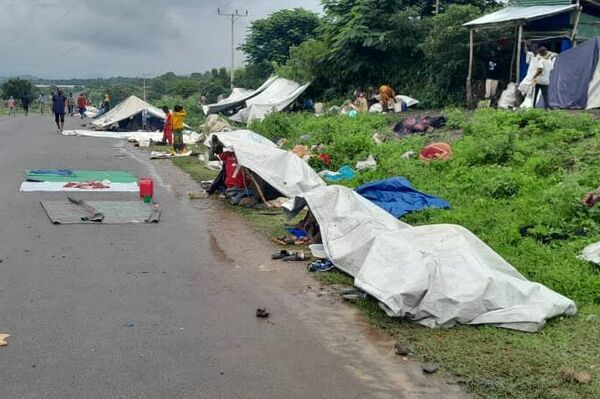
[{"left": 41, "top": 200, "right": 160, "bottom": 225}]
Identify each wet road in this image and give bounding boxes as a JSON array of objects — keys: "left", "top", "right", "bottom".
[{"left": 0, "top": 115, "right": 464, "bottom": 398}]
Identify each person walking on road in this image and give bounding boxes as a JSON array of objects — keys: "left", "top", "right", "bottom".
[
  {"left": 21, "top": 94, "right": 31, "bottom": 116},
  {"left": 67, "top": 93, "right": 76, "bottom": 116},
  {"left": 6, "top": 96, "right": 17, "bottom": 116},
  {"left": 38, "top": 93, "right": 47, "bottom": 114},
  {"left": 77, "top": 93, "right": 87, "bottom": 119},
  {"left": 52, "top": 90, "right": 67, "bottom": 132}
]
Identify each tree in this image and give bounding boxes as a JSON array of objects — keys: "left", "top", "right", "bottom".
[
  {"left": 1, "top": 78, "right": 34, "bottom": 99},
  {"left": 275, "top": 39, "right": 328, "bottom": 83},
  {"left": 234, "top": 62, "right": 273, "bottom": 89},
  {"left": 240, "top": 8, "right": 321, "bottom": 65}
]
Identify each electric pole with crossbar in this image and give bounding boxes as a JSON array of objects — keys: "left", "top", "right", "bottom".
[{"left": 218, "top": 8, "right": 248, "bottom": 89}]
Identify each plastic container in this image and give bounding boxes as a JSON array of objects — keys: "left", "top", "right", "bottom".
[
  {"left": 309, "top": 244, "right": 327, "bottom": 259},
  {"left": 143, "top": 195, "right": 152, "bottom": 204},
  {"left": 139, "top": 177, "right": 153, "bottom": 199}
]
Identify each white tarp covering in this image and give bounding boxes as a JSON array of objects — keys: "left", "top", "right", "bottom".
[
  {"left": 286, "top": 185, "right": 576, "bottom": 332},
  {"left": 62, "top": 129, "right": 203, "bottom": 145},
  {"left": 206, "top": 130, "right": 325, "bottom": 198},
  {"left": 230, "top": 77, "right": 310, "bottom": 125},
  {"left": 464, "top": 5, "right": 576, "bottom": 27},
  {"left": 92, "top": 96, "right": 166, "bottom": 128},
  {"left": 202, "top": 76, "right": 278, "bottom": 115}
]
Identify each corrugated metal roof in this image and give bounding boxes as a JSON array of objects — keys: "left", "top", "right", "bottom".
[
  {"left": 515, "top": 0, "right": 571, "bottom": 6},
  {"left": 464, "top": 5, "right": 577, "bottom": 27}
]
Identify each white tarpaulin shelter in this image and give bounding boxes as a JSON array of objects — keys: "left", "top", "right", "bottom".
[
  {"left": 205, "top": 130, "right": 325, "bottom": 198},
  {"left": 285, "top": 185, "right": 576, "bottom": 332},
  {"left": 464, "top": 5, "right": 577, "bottom": 27},
  {"left": 92, "top": 96, "right": 165, "bottom": 129},
  {"left": 230, "top": 77, "right": 310, "bottom": 125},
  {"left": 202, "top": 76, "right": 278, "bottom": 115}
]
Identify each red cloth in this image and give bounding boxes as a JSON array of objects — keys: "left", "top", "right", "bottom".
[
  {"left": 420, "top": 142, "right": 452, "bottom": 162},
  {"left": 319, "top": 153, "right": 331, "bottom": 167},
  {"left": 77, "top": 96, "right": 87, "bottom": 108},
  {"left": 163, "top": 112, "right": 173, "bottom": 144},
  {"left": 219, "top": 152, "right": 247, "bottom": 188}
]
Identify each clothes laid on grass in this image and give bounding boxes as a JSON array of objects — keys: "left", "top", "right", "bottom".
[
  {"left": 392, "top": 116, "right": 447, "bottom": 136},
  {"left": 356, "top": 177, "right": 450, "bottom": 218},
  {"left": 419, "top": 142, "right": 452, "bottom": 162},
  {"left": 319, "top": 165, "right": 356, "bottom": 182}
]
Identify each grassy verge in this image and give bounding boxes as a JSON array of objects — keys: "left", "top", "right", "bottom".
[{"left": 163, "top": 110, "right": 599, "bottom": 398}]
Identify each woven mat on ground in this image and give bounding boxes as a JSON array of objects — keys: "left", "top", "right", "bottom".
[{"left": 41, "top": 199, "right": 160, "bottom": 225}]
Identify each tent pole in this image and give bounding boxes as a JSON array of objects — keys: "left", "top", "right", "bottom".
[
  {"left": 571, "top": 8, "right": 582, "bottom": 44},
  {"left": 516, "top": 24, "right": 523, "bottom": 86},
  {"left": 467, "top": 29, "right": 474, "bottom": 108},
  {"left": 509, "top": 26, "right": 518, "bottom": 82}
]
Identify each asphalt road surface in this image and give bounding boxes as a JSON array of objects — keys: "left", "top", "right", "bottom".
[{"left": 0, "top": 115, "right": 464, "bottom": 399}]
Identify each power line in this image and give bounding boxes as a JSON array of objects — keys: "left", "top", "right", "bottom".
[{"left": 217, "top": 8, "right": 248, "bottom": 89}]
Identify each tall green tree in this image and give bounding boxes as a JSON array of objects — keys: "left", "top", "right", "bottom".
[
  {"left": 240, "top": 8, "right": 321, "bottom": 65},
  {"left": 1, "top": 78, "right": 34, "bottom": 99}
]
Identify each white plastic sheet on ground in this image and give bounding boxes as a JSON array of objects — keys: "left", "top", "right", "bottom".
[
  {"left": 230, "top": 77, "right": 310, "bottom": 125},
  {"left": 20, "top": 182, "right": 139, "bottom": 192},
  {"left": 206, "top": 130, "right": 325, "bottom": 198},
  {"left": 62, "top": 129, "right": 203, "bottom": 145},
  {"left": 285, "top": 185, "right": 576, "bottom": 332},
  {"left": 92, "top": 96, "right": 166, "bottom": 128},
  {"left": 202, "top": 76, "right": 278, "bottom": 115}
]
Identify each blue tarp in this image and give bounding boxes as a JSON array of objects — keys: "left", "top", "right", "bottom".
[
  {"left": 547, "top": 37, "right": 600, "bottom": 109},
  {"left": 356, "top": 177, "right": 450, "bottom": 218}
]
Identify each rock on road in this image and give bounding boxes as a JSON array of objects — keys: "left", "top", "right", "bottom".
[{"left": 0, "top": 115, "right": 464, "bottom": 399}]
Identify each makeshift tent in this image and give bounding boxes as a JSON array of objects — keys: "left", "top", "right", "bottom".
[
  {"left": 285, "top": 185, "right": 576, "bottom": 332},
  {"left": 202, "top": 76, "right": 278, "bottom": 115},
  {"left": 547, "top": 36, "right": 600, "bottom": 109},
  {"left": 91, "top": 96, "right": 165, "bottom": 130},
  {"left": 230, "top": 77, "right": 310, "bottom": 125},
  {"left": 205, "top": 130, "right": 325, "bottom": 198}
]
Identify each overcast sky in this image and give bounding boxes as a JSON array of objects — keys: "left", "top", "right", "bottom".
[{"left": 0, "top": 0, "right": 322, "bottom": 79}]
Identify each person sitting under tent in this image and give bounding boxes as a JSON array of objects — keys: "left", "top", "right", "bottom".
[{"left": 212, "top": 138, "right": 256, "bottom": 206}]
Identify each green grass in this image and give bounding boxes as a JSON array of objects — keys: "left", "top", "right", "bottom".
[{"left": 164, "top": 109, "right": 600, "bottom": 398}]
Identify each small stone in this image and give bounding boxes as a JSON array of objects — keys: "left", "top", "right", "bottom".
[
  {"left": 394, "top": 341, "right": 410, "bottom": 356},
  {"left": 422, "top": 362, "right": 439, "bottom": 374},
  {"left": 256, "top": 308, "right": 270, "bottom": 318}
]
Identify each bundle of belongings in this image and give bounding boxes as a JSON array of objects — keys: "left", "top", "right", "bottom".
[{"left": 391, "top": 116, "right": 447, "bottom": 136}]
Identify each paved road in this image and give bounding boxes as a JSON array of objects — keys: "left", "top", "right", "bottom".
[{"left": 0, "top": 115, "right": 464, "bottom": 399}]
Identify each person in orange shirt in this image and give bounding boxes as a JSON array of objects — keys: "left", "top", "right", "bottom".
[
  {"left": 161, "top": 106, "right": 173, "bottom": 145},
  {"left": 172, "top": 104, "right": 187, "bottom": 152}
]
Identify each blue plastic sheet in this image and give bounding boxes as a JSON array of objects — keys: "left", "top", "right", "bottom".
[
  {"left": 321, "top": 165, "right": 357, "bottom": 182},
  {"left": 356, "top": 177, "right": 450, "bottom": 218}
]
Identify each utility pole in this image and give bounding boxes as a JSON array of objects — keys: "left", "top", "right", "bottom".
[
  {"left": 143, "top": 77, "right": 146, "bottom": 102},
  {"left": 218, "top": 8, "right": 248, "bottom": 89}
]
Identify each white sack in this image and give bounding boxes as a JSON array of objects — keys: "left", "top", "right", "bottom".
[
  {"left": 498, "top": 83, "right": 517, "bottom": 109},
  {"left": 287, "top": 185, "right": 576, "bottom": 332}
]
